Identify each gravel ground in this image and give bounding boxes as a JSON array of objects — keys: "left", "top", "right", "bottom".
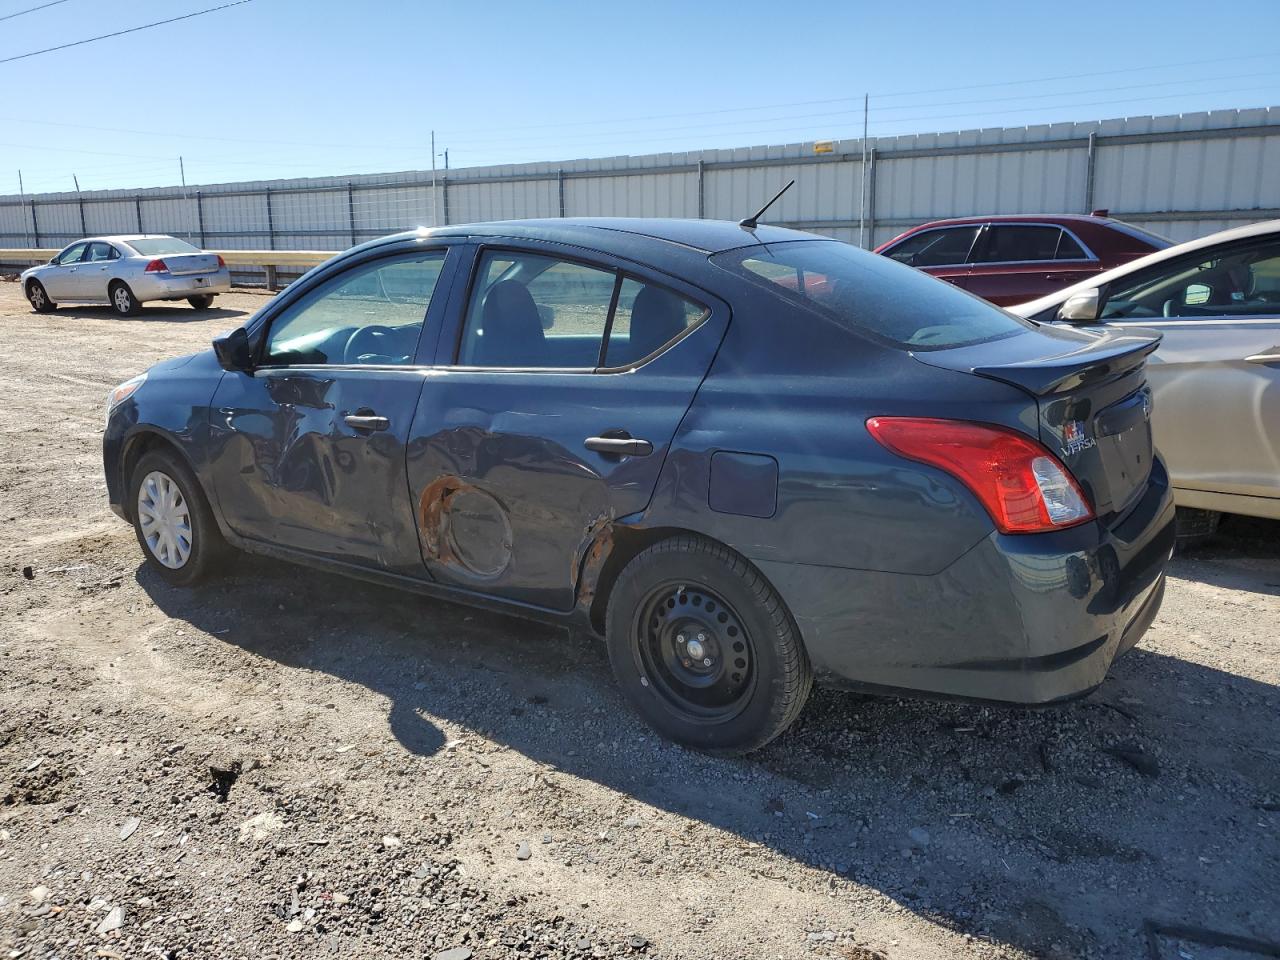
[{"left": 1, "top": 281, "right": 1277, "bottom": 960}]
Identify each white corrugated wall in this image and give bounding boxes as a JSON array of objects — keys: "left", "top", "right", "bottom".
[{"left": 2, "top": 107, "right": 1277, "bottom": 255}]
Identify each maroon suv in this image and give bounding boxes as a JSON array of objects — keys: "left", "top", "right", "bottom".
[{"left": 875, "top": 213, "right": 1170, "bottom": 306}]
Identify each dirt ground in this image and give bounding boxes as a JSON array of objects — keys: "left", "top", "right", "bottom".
[{"left": 0, "top": 281, "right": 1277, "bottom": 960}]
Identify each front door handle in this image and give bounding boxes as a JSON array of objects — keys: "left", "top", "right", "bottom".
[
  {"left": 1245, "top": 348, "right": 1280, "bottom": 365},
  {"left": 344, "top": 413, "right": 390, "bottom": 431},
  {"left": 584, "top": 435, "right": 653, "bottom": 457}
]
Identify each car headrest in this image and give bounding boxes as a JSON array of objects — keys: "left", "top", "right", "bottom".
[{"left": 478, "top": 280, "right": 545, "bottom": 366}]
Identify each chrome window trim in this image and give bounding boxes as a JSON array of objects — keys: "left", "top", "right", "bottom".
[{"left": 971, "top": 221, "right": 1101, "bottom": 266}]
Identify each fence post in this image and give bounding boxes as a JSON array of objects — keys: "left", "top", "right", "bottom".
[
  {"left": 557, "top": 169, "right": 565, "bottom": 218},
  {"left": 135, "top": 195, "right": 143, "bottom": 233},
  {"left": 30, "top": 200, "right": 40, "bottom": 247},
  {"left": 265, "top": 188, "right": 275, "bottom": 250},
  {"left": 697, "top": 159, "right": 705, "bottom": 219},
  {"left": 866, "top": 147, "right": 878, "bottom": 248},
  {"left": 1084, "top": 132, "right": 1098, "bottom": 213},
  {"left": 77, "top": 196, "right": 86, "bottom": 236},
  {"left": 196, "top": 191, "right": 205, "bottom": 247},
  {"left": 441, "top": 176, "right": 450, "bottom": 226},
  {"left": 347, "top": 182, "right": 356, "bottom": 247}
]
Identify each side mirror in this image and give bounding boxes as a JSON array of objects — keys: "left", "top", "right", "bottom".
[
  {"left": 1058, "top": 287, "right": 1101, "bottom": 323},
  {"left": 213, "top": 327, "right": 253, "bottom": 372}
]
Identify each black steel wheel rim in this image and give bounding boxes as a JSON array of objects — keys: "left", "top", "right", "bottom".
[{"left": 634, "top": 581, "right": 756, "bottom": 723}]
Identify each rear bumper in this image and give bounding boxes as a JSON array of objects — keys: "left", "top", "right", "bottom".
[
  {"left": 758, "top": 456, "right": 1176, "bottom": 704},
  {"left": 131, "top": 267, "right": 231, "bottom": 301}
]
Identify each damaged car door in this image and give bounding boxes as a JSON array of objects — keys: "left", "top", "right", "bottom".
[
  {"left": 406, "top": 242, "right": 727, "bottom": 610},
  {"left": 207, "top": 247, "right": 457, "bottom": 574}
]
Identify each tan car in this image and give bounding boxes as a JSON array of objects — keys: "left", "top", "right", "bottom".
[{"left": 1013, "top": 220, "right": 1280, "bottom": 540}]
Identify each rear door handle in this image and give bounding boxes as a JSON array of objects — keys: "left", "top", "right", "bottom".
[
  {"left": 1245, "top": 349, "right": 1280, "bottom": 364},
  {"left": 344, "top": 413, "right": 390, "bottom": 431},
  {"left": 584, "top": 436, "right": 653, "bottom": 457}
]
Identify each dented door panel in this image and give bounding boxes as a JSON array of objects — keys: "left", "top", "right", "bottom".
[
  {"left": 405, "top": 321, "right": 727, "bottom": 612},
  {"left": 208, "top": 368, "right": 430, "bottom": 573}
]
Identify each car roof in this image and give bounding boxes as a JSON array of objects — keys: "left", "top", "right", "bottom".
[
  {"left": 906, "top": 214, "right": 1126, "bottom": 229},
  {"left": 1009, "top": 218, "right": 1280, "bottom": 317},
  {"left": 60, "top": 235, "right": 179, "bottom": 246},
  {"left": 404, "top": 218, "right": 819, "bottom": 254}
]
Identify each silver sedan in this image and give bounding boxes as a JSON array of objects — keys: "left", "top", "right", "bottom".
[
  {"left": 1012, "top": 219, "right": 1280, "bottom": 536},
  {"left": 21, "top": 234, "right": 231, "bottom": 316}
]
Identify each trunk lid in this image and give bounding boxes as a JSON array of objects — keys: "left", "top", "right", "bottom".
[
  {"left": 913, "top": 326, "right": 1160, "bottom": 518},
  {"left": 160, "top": 253, "right": 220, "bottom": 276}
]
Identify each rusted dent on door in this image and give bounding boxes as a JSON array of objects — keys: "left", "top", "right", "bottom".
[
  {"left": 417, "top": 475, "right": 474, "bottom": 566},
  {"left": 574, "top": 512, "right": 616, "bottom": 613}
]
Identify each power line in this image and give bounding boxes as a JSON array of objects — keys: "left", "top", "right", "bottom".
[
  {"left": 0, "top": 0, "right": 71, "bottom": 23},
  {"left": 0, "top": 0, "right": 253, "bottom": 65}
]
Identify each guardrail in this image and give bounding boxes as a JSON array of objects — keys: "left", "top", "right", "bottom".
[{"left": 0, "top": 248, "right": 334, "bottom": 289}]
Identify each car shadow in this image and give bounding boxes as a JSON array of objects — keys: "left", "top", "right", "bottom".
[
  {"left": 49, "top": 304, "right": 248, "bottom": 323},
  {"left": 139, "top": 537, "right": 1280, "bottom": 959}
]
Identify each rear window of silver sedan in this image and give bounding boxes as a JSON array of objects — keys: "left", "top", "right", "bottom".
[
  {"left": 713, "top": 239, "right": 1032, "bottom": 350},
  {"left": 125, "top": 237, "right": 203, "bottom": 256}
]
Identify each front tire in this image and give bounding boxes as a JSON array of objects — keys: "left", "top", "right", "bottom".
[
  {"left": 187, "top": 294, "right": 215, "bottom": 310},
  {"left": 27, "top": 280, "right": 56, "bottom": 313},
  {"left": 110, "top": 281, "right": 142, "bottom": 316},
  {"left": 605, "top": 535, "right": 812, "bottom": 755},
  {"left": 129, "top": 450, "right": 228, "bottom": 586}
]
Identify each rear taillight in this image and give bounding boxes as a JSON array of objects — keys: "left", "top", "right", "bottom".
[
  {"left": 216, "top": 255, "right": 226, "bottom": 268},
  {"left": 866, "top": 417, "right": 1093, "bottom": 534},
  {"left": 144, "top": 258, "right": 168, "bottom": 273}
]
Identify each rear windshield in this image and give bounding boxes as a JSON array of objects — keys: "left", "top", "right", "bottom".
[
  {"left": 125, "top": 236, "right": 202, "bottom": 256},
  {"left": 713, "top": 240, "right": 1032, "bottom": 350}
]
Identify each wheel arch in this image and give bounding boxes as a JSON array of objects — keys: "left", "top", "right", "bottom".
[
  {"left": 118, "top": 428, "right": 203, "bottom": 522},
  {"left": 582, "top": 525, "right": 781, "bottom": 637}
]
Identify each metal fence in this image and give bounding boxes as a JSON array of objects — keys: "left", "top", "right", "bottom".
[{"left": 3, "top": 106, "right": 1278, "bottom": 274}]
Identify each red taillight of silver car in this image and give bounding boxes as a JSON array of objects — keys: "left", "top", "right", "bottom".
[
  {"left": 144, "top": 258, "right": 169, "bottom": 273},
  {"left": 866, "top": 417, "right": 1093, "bottom": 534},
  {"left": 216, "top": 255, "right": 226, "bottom": 269}
]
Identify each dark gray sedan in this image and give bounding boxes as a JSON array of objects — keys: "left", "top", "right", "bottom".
[{"left": 101, "top": 219, "right": 1175, "bottom": 754}]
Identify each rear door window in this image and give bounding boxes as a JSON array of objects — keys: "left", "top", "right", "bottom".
[
  {"left": 459, "top": 251, "right": 617, "bottom": 368},
  {"left": 883, "top": 227, "right": 979, "bottom": 267},
  {"left": 604, "top": 278, "right": 706, "bottom": 367},
  {"left": 717, "top": 239, "right": 1030, "bottom": 350},
  {"left": 86, "top": 242, "right": 117, "bottom": 262},
  {"left": 974, "top": 225, "right": 1066, "bottom": 264}
]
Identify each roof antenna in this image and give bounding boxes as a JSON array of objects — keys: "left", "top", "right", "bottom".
[{"left": 739, "top": 179, "right": 795, "bottom": 230}]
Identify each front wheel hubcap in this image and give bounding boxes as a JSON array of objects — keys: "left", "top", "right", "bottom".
[
  {"left": 137, "top": 471, "right": 193, "bottom": 569},
  {"left": 635, "top": 584, "right": 755, "bottom": 722},
  {"left": 30, "top": 286, "right": 44, "bottom": 308}
]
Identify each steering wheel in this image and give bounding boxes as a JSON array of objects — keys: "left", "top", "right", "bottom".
[{"left": 344, "top": 325, "right": 397, "bottom": 362}]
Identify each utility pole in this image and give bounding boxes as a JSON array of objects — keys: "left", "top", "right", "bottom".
[
  {"left": 430, "top": 129, "right": 437, "bottom": 226},
  {"left": 859, "top": 93, "right": 869, "bottom": 249},
  {"left": 18, "top": 170, "right": 30, "bottom": 248}
]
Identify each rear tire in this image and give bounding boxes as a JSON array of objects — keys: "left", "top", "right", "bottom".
[
  {"left": 187, "top": 294, "right": 215, "bottom": 310},
  {"left": 110, "top": 281, "right": 142, "bottom": 316},
  {"left": 129, "top": 449, "right": 228, "bottom": 586},
  {"left": 26, "top": 280, "right": 56, "bottom": 313},
  {"left": 605, "top": 535, "right": 812, "bottom": 755},
  {"left": 1175, "top": 507, "right": 1220, "bottom": 552}
]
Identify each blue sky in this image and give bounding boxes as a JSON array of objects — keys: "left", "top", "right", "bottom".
[{"left": 4, "top": 0, "right": 1280, "bottom": 194}]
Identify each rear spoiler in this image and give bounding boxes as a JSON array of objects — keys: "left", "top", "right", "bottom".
[{"left": 914, "top": 329, "right": 1161, "bottom": 397}]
